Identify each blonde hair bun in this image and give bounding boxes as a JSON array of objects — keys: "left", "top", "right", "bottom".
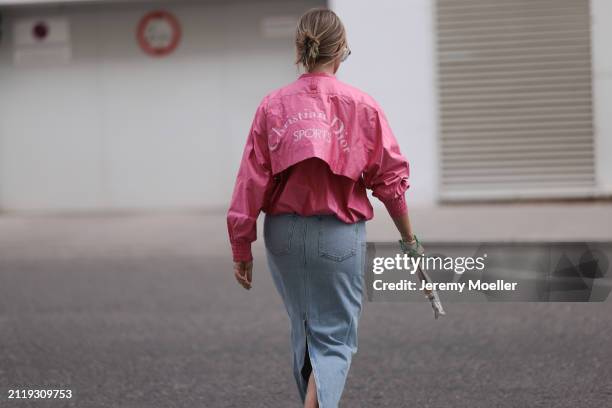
[{"left": 295, "top": 8, "right": 347, "bottom": 72}]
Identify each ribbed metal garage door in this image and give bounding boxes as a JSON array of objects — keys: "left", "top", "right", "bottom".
[{"left": 435, "top": 0, "right": 596, "bottom": 201}]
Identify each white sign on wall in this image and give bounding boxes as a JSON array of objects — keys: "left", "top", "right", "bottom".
[
  {"left": 260, "top": 16, "right": 297, "bottom": 39},
  {"left": 13, "top": 17, "right": 71, "bottom": 66}
]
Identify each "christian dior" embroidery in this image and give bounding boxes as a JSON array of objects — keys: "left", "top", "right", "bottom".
[{"left": 269, "top": 109, "right": 350, "bottom": 153}]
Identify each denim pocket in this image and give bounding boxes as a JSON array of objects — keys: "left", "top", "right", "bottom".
[
  {"left": 318, "top": 216, "right": 358, "bottom": 262},
  {"left": 264, "top": 214, "right": 297, "bottom": 256}
]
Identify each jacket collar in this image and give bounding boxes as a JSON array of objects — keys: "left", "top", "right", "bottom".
[{"left": 299, "top": 71, "right": 336, "bottom": 80}]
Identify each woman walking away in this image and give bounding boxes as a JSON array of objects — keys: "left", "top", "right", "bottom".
[{"left": 227, "top": 7, "right": 423, "bottom": 407}]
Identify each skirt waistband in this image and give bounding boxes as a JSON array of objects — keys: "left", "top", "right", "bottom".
[{"left": 265, "top": 212, "right": 366, "bottom": 224}]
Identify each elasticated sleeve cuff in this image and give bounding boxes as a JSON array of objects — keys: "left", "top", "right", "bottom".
[
  {"left": 231, "top": 241, "right": 253, "bottom": 262},
  {"left": 381, "top": 194, "right": 408, "bottom": 218}
]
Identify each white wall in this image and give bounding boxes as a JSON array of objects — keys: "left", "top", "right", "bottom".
[
  {"left": 1, "top": 0, "right": 610, "bottom": 213},
  {"left": 330, "top": 0, "right": 439, "bottom": 206},
  {"left": 591, "top": 0, "right": 612, "bottom": 194},
  {"left": 0, "top": 0, "right": 322, "bottom": 211},
  {"left": 332, "top": 0, "right": 612, "bottom": 206}
]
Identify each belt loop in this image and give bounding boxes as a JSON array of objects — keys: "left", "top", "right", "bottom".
[{"left": 303, "top": 217, "right": 308, "bottom": 266}]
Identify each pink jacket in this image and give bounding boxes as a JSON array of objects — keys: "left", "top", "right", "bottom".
[{"left": 227, "top": 71, "right": 410, "bottom": 261}]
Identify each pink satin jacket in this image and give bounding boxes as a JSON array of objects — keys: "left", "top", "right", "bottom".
[{"left": 227, "top": 71, "right": 410, "bottom": 261}]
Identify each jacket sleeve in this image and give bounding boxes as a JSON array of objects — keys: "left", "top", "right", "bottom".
[
  {"left": 227, "top": 101, "right": 274, "bottom": 262},
  {"left": 363, "top": 105, "right": 410, "bottom": 218}
]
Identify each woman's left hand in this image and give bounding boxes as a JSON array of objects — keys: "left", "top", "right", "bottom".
[{"left": 234, "top": 260, "right": 253, "bottom": 290}]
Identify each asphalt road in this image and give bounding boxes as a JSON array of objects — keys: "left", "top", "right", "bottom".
[{"left": 1, "top": 214, "right": 611, "bottom": 407}]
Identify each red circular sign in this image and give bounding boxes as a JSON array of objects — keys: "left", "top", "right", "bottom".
[{"left": 137, "top": 10, "right": 181, "bottom": 57}]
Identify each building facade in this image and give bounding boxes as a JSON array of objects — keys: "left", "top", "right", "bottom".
[{"left": 0, "top": 0, "right": 610, "bottom": 212}]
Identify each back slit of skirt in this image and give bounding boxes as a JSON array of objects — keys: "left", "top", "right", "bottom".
[
  {"left": 302, "top": 318, "right": 323, "bottom": 406},
  {"left": 301, "top": 320, "right": 312, "bottom": 383}
]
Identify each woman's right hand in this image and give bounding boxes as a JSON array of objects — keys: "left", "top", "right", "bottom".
[{"left": 234, "top": 260, "right": 253, "bottom": 290}]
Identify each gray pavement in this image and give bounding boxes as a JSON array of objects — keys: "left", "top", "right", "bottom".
[{"left": 1, "top": 213, "right": 611, "bottom": 407}]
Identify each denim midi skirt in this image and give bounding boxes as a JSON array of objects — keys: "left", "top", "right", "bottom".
[{"left": 264, "top": 213, "right": 367, "bottom": 408}]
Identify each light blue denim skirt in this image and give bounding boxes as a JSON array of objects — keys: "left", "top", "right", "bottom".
[{"left": 264, "top": 213, "right": 367, "bottom": 408}]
